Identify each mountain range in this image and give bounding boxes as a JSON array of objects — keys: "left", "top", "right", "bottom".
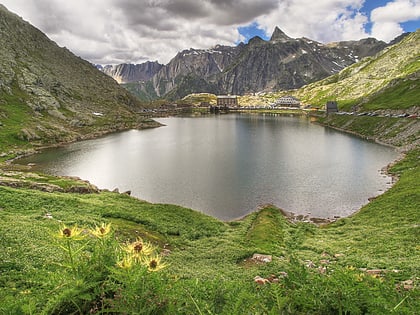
[{"left": 100, "top": 27, "right": 398, "bottom": 100}]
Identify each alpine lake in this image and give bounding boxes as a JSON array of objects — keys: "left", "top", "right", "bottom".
[{"left": 16, "top": 113, "right": 399, "bottom": 221}]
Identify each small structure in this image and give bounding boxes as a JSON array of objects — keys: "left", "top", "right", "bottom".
[
  {"left": 274, "top": 96, "right": 300, "bottom": 107},
  {"left": 325, "top": 101, "right": 338, "bottom": 113},
  {"left": 217, "top": 95, "right": 238, "bottom": 107}
]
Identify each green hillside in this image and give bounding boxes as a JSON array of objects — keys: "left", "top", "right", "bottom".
[
  {"left": 294, "top": 30, "right": 420, "bottom": 111},
  {"left": 0, "top": 5, "right": 156, "bottom": 159}
]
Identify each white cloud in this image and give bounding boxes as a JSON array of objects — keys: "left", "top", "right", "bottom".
[
  {"left": 370, "top": 0, "right": 420, "bottom": 41},
  {"left": 255, "top": 0, "right": 369, "bottom": 43},
  {"left": 0, "top": 0, "right": 416, "bottom": 65}
]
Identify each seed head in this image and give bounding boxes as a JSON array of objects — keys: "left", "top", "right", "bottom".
[
  {"left": 91, "top": 223, "right": 111, "bottom": 238},
  {"left": 57, "top": 225, "right": 85, "bottom": 240}
]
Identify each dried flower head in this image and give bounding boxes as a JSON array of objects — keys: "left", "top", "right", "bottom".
[
  {"left": 123, "top": 238, "right": 153, "bottom": 257},
  {"left": 57, "top": 225, "right": 85, "bottom": 240},
  {"left": 142, "top": 254, "right": 168, "bottom": 272},
  {"left": 91, "top": 223, "right": 111, "bottom": 238}
]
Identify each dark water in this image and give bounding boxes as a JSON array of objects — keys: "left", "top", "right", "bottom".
[{"left": 17, "top": 114, "right": 398, "bottom": 220}]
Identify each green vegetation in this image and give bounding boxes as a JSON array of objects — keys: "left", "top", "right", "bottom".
[
  {"left": 0, "top": 146, "right": 419, "bottom": 313},
  {"left": 122, "top": 81, "right": 159, "bottom": 102},
  {"left": 293, "top": 31, "right": 420, "bottom": 110},
  {"left": 361, "top": 75, "right": 420, "bottom": 111},
  {"left": 0, "top": 88, "right": 32, "bottom": 155},
  {"left": 182, "top": 93, "right": 217, "bottom": 106},
  {"left": 317, "top": 114, "right": 419, "bottom": 148}
]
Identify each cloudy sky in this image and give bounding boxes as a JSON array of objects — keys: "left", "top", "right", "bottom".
[{"left": 1, "top": 0, "right": 419, "bottom": 65}]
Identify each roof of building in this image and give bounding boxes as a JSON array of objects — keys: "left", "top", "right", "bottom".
[
  {"left": 217, "top": 95, "right": 237, "bottom": 99},
  {"left": 278, "top": 95, "right": 300, "bottom": 101}
]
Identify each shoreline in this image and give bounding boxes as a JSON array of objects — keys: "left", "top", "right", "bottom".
[
  {"left": 3, "top": 119, "right": 163, "bottom": 165},
  {"left": 5, "top": 113, "right": 405, "bottom": 226}
]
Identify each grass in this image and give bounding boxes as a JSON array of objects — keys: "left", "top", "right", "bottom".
[
  {"left": 317, "top": 114, "right": 419, "bottom": 147},
  {"left": 361, "top": 76, "right": 420, "bottom": 111},
  {"left": 0, "top": 88, "right": 33, "bottom": 157},
  {"left": 0, "top": 146, "right": 419, "bottom": 313}
]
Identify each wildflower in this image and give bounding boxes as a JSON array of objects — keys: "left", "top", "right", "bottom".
[
  {"left": 57, "top": 224, "right": 85, "bottom": 240},
  {"left": 142, "top": 254, "right": 168, "bottom": 272},
  {"left": 117, "top": 255, "right": 134, "bottom": 269},
  {"left": 91, "top": 223, "right": 112, "bottom": 238},
  {"left": 123, "top": 238, "right": 153, "bottom": 257}
]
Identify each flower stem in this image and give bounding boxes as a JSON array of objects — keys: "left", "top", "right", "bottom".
[{"left": 66, "top": 239, "right": 77, "bottom": 276}]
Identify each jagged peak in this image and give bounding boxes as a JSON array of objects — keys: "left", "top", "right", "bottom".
[
  {"left": 270, "top": 27, "right": 292, "bottom": 42},
  {"left": 248, "top": 36, "right": 265, "bottom": 46}
]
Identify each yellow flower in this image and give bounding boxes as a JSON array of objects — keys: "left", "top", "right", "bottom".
[
  {"left": 116, "top": 255, "right": 134, "bottom": 269},
  {"left": 123, "top": 238, "right": 154, "bottom": 257},
  {"left": 57, "top": 225, "right": 85, "bottom": 240},
  {"left": 91, "top": 223, "right": 112, "bottom": 238},
  {"left": 142, "top": 254, "right": 168, "bottom": 272}
]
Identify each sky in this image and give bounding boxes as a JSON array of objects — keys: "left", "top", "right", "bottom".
[{"left": 1, "top": 0, "right": 419, "bottom": 65}]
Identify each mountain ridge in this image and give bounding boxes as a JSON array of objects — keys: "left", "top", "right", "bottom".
[
  {"left": 98, "top": 61, "right": 164, "bottom": 84},
  {"left": 100, "top": 27, "right": 392, "bottom": 100}
]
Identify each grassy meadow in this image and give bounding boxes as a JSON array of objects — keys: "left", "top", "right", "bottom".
[{"left": 0, "top": 139, "right": 419, "bottom": 313}]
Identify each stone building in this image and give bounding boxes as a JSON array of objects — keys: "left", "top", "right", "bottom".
[
  {"left": 325, "top": 101, "right": 338, "bottom": 113},
  {"left": 217, "top": 95, "right": 238, "bottom": 107},
  {"left": 274, "top": 96, "right": 300, "bottom": 107}
]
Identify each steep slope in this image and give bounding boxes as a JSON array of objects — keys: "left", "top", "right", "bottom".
[
  {"left": 152, "top": 44, "right": 245, "bottom": 97},
  {"left": 100, "top": 61, "right": 163, "bottom": 83},
  {"left": 294, "top": 29, "right": 420, "bottom": 111},
  {"left": 0, "top": 5, "right": 153, "bottom": 156}
]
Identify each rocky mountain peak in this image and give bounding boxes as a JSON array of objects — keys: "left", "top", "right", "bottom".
[
  {"left": 248, "top": 36, "right": 266, "bottom": 46},
  {"left": 270, "top": 27, "right": 292, "bottom": 42},
  {"left": 101, "top": 61, "right": 163, "bottom": 83}
]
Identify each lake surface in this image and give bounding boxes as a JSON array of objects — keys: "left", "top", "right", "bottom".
[{"left": 17, "top": 114, "right": 398, "bottom": 221}]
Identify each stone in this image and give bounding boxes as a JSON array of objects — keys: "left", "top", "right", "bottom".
[
  {"left": 254, "top": 276, "right": 269, "bottom": 285},
  {"left": 252, "top": 254, "right": 272, "bottom": 263},
  {"left": 400, "top": 279, "right": 414, "bottom": 290},
  {"left": 305, "top": 260, "right": 316, "bottom": 268},
  {"left": 162, "top": 249, "right": 171, "bottom": 256},
  {"left": 365, "top": 269, "right": 384, "bottom": 276}
]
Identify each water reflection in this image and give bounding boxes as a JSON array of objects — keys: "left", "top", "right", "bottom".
[{"left": 17, "top": 115, "right": 397, "bottom": 221}]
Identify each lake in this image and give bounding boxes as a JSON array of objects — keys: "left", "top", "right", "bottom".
[{"left": 17, "top": 114, "right": 398, "bottom": 221}]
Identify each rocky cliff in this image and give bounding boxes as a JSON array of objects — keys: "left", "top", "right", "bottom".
[{"left": 100, "top": 61, "right": 163, "bottom": 83}]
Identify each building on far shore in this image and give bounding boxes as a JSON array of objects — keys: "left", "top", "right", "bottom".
[
  {"left": 217, "top": 95, "right": 238, "bottom": 107},
  {"left": 325, "top": 101, "right": 338, "bottom": 113},
  {"left": 274, "top": 96, "right": 300, "bottom": 107}
]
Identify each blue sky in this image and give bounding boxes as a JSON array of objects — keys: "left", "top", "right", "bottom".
[
  {"left": 1, "top": 0, "right": 419, "bottom": 64},
  {"left": 238, "top": 0, "right": 420, "bottom": 43}
]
